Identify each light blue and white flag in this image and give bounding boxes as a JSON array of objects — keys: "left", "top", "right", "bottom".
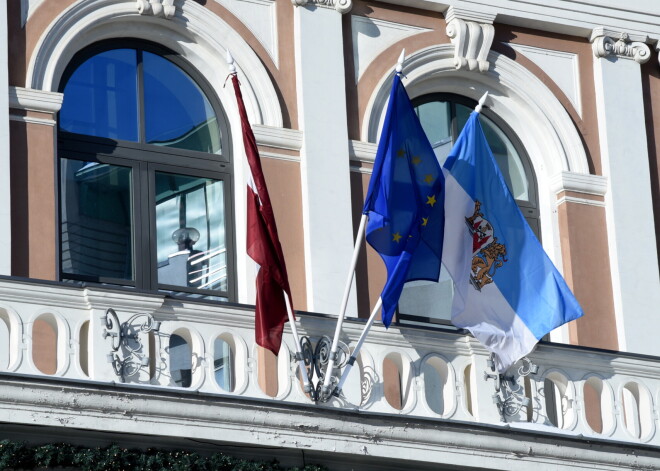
[{"left": 443, "top": 111, "right": 583, "bottom": 372}]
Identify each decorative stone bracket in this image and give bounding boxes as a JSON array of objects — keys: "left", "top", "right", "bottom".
[
  {"left": 137, "top": 0, "right": 176, "bottom": 19},
  {"left": 445, "top": 7, "right": 496, "bottom": 73},
  {"left": 291, "top": 0, "right": 352, "bottom": 14},
  {"left": 590, "top": 28, "right": 651, "bottom": 64}
]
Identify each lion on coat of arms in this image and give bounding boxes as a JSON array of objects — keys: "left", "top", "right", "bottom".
[{"left": 465, "top": 200, "right": 508, "bottom": 291}]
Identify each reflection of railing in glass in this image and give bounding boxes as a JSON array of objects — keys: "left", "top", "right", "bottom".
[{"left": 188, "top": 247, "right": 227, "bottom": 289}]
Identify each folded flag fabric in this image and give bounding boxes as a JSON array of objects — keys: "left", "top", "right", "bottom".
[
  {"left": 363, "top": 74, "right": 445, "bottom": 327},
  {"left": 231, "top": 74, "right": 294, "bottom": 355},
  {"left": 443, "top": 110, "right": 583, "bottom": 372}
]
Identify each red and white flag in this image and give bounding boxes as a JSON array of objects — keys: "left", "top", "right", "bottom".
[{"left": 230, "top": 74, "right": 294, "bottom": 355}]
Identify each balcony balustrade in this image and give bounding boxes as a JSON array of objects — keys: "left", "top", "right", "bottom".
[{"left": 0, "top": 277, "right": 658, "bottom": 449}]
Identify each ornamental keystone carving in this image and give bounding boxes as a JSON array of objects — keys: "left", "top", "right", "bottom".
[
  {"left": 445, "top": 7, "right": 496, "bottom": 73},
  {"left": 291, "top": 0, "right": 352, "bottom": 14},
  {"left": 137, "top": 0, "right": 176, "bottom": 19},
  {"left": 590, "top": 29, "right": 650, "bottom": 64}
]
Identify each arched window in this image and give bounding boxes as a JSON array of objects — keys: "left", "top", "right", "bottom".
[
  {"left": 398, "top": 94, "right": 538, "bottom": 325},
  {"left": 58, "top": 41, "right": 235, "bottom": 300}
]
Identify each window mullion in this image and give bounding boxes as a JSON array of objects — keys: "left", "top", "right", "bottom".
[{"left": 137, "top": 49, "right": 147, "bottom": 144}]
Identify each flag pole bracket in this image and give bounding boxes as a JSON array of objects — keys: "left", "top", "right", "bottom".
[
  {"left": 297, "top": 335, "right": 350, "bottom": 403},
  {"left": 485, "top": 354, "right": 539, "bottom": 422}
]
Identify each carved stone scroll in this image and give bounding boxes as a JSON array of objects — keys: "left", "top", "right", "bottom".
[
  {"left": 291, "top": 0, "right": 352, "bottom": 14},
  {"left": 445, "top": 7, "right": 496, "bottom": 73},
  {"left": 591, "top": 29, "right": 650, "bottom": 64},
  {"left": 137, "top": 0, "right": 176, "bottom": 19}
]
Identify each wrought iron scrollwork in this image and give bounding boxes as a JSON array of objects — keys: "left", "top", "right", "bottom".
[
  {"left": 484, "top": 354, "right": 539, "bottom": 421},
  {"left": 102, "top": 308, "right": 161, "bottom": 382},
  {"left": 297, "top": 335, "right": 350, "bottom": 403}
]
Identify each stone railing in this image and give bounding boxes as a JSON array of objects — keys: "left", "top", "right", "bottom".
[{"left": 0, "top": 278, "right": 658, "bottom": 446}]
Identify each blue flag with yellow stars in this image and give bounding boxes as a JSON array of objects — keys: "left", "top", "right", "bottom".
[{"left": 363, "top": 73, "right": 444, "bottom": 327}]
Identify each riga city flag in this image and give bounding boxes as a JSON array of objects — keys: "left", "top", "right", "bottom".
[
  {"left": 443, "top": 110, "right": 583, "bottom": 372},
  {"left": 231, "top": 74, "right": 293, "bottom": 355},
  {"left": 363, "top": 73, "right": 445, "bottom": 327}
]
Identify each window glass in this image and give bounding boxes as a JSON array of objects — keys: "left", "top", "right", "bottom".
[
  {"left": 155, "top": 172, "right": 228, "bottom": 293},
  {"left": 144, "top": 52, "right": 222, "bottom": 154},
  {"left": 60, "top": 49, "right": 139, "bottom": 141},
  {"left": 60, "top": 159, "right": 133, "bottom": 280}
]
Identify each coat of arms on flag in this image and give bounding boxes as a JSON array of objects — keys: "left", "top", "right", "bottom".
[{"left": 466, "top": 200, "right": 507, "bottom": 292}]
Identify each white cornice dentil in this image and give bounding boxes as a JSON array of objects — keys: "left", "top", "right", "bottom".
[
  {"left": 445, "top": 6, "right": 496, "bottom": 73},
  {"left": 291, "top": 0, "right": 352, "bottom": 14},
  {"left": 137, "top": 0, "right": 176, "bottom": 19},
  {"left": 590, "top": 28, "right": 651, "bottom": 64}
]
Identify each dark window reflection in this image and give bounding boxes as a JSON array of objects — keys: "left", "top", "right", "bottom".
[
  {"left": 60, "top": 49, "right": 139, "bottom": 141},
  {"left": 60, "top": 159, "right": 133, "bottom": 280},
  {"left": 144, "top": 52, "right": 221, "bottom": 153}
]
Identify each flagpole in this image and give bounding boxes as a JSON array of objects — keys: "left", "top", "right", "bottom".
[
  {"left": 227, "top": 50, "right": 313, "bottom": 397},
  {"left": 321, "top": 49, "right": 408, "bottom": 400},
  {"left": 475, "top": 91, "right": 488, "bottom": 113},
  {"left": 333, "top": 297, "right": 382, "bottom": 396},
  {"left": 320, "top": 213, "right": 368, "bottom": 397}
]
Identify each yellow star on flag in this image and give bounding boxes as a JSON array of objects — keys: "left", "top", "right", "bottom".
[
  {"left": 392, "top": 232, "right": 402, "bottom": 243},
  {"left": 397, "top": 148, "right": 406, "bottom": 158},
  {"left": 426, "top": 194, "right": 436, "bottom": 207},
  {"left": 412, "top": 156, "right": 422, "bottom": 165},
  {"left": 424, "top": 174, "right": 434, "bottom": 184},
  {"left": 422, "top": 217, "right": 428, "bottom": 226}
]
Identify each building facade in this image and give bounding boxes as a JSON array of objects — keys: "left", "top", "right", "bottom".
[{"left": 1, "top": 0, "right": 660, "bottom": 469}]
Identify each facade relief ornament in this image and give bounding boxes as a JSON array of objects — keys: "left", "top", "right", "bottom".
[
  {"left": 291, "top": 0, "right": 352, "bottom": 14},
  {"left": 137, "top": 0, "right": 176, "bottom": 19},
  {"left": 590, "top": 28, "right": 650, "bottom": 64},
  {"left": 445, "top": 6, "right": 496, "bottom": 73}
]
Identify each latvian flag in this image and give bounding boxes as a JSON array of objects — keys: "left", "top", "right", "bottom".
[{"left": 230, "top": 74, "right": 294, "bottom": 355}]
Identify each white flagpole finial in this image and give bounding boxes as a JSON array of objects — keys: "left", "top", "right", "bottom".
[
  {"left": 227, "top": 50, "right": 236, "bottom": 75},
  {"left": 475, "top": 91, "right": 489, "bottom": 113},
  {"left": 395, "top": 49, "right": 405, "bottom": 74}
]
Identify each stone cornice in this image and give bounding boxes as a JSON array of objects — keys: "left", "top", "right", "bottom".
[
  {"left": 8, "top": 86, "right": 63, "bottom": 113},
  {"left": 550, "top": 171, "right": 607, "bottom": 197},
  {"left": 590, "top": 28, "right": 651, "bottom": 64},
  {"left": 445, "top": 6, "right": 495, "bottom": 73},
  {"left": 291, "top": 0, "right": 352, "bottom": 14},
  {"left": 252, "top": 124, "right": 302, "bottom": 151}
]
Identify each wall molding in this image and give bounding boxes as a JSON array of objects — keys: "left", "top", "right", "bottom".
[
  {"left": 550, "top": 171, "right": 608, "bottom": 197},
  {"left": 136, "top": 0, "right": 176, "bottom": 19},
  {"left": 252, "top": 124, "right": 302, "bottom": 151},
  {"left": 8, "top": 86, "right": 63, "bottom": 114}
]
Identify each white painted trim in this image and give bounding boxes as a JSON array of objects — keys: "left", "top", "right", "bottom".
[
  {"left": 252, "top": 124, "right": 302, "bottom": 151},
  {"left": 259, "top": 151, "right": 300, "bottom": 163},
  {"left": 550, "top": 171, "right": 608, "bottom": 197},
  {"left": 349, "top": 139, "right": 377, "bottom": 164},
  {"left": 8, "top": 86, "right": 63, "bottom": 113},
  {"left": 349, "top": 165, "right": 372, "bottom": 175},
  {"left": 8, "top": 114, "right": 56, "bottom": 126},
  {"left": 556, "top": 196, "right": 605, "bottom": 208},
  {"left": 0, "top": 2, "right": 9, "bottom": 277}
]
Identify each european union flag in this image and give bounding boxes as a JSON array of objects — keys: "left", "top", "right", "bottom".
[
  {"left": 443, "top": 111, "right": 583, "bottom": 372},
  {"left": 363, "top": 74, "right": 444, "bottom": 327}
]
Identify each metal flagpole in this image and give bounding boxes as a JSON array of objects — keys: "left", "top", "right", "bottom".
[
  {"left": 323, "top": 50, "right": 407, "bottom": 400},
  {"left": 320, "top": 213, "right": 368, "bottom": 398},
  {"left": 332, "top": 297, "right": 382, "bottom": 396},
  {"left": 227, "top": 50, "right": 313, "bottom": 396}
]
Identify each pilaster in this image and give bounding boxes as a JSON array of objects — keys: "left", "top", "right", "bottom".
[
  {"left": 293, "top": 5, "right": 357, "bottom": 315},
  {"left": 590, "top": 28, "right": 660, "bottom": 355}
]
